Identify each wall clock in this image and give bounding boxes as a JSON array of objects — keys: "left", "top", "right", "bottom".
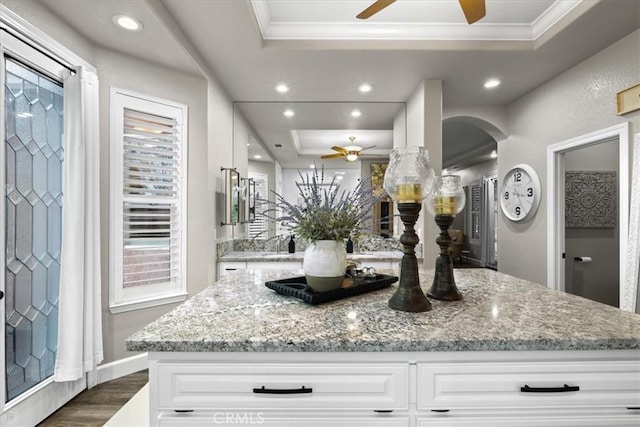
[{"left": 500, "top": 163, "right": 541, "bottom": 222}]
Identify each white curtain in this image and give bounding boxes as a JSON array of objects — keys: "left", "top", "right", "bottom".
[{"left": 54, "top": 66, "right": 103, "bottom": 382}]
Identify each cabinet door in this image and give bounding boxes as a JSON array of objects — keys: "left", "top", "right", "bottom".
[
  {"left": 418, "top": 360, "right": 640, "bottom": 411},
  {"left": 157, "top": 362, "right": 408, "bottom": 411}
]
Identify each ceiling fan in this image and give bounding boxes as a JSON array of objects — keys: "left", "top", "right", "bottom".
[
  {"left": 321, "top": 137, "right": 376, "bottom": 162},
  {"left": 357, "top": 0, "right": 486, "bottom": 25}
]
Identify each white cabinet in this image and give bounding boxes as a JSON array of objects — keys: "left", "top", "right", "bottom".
[
  {"left": 148, "top": 351, "right": 640, "bottom": 427},
  {"left": 217, "top": 262, "right": 246, "bottom": 277},
  {"left": 246, "top": 261, "right": 302, "bottom": 271},
  {"left": 157, "top": 362, "right": 408, "bottom": 411},
  {"left": 417, "top": 360, "right": 640, "bottom": 411},
  {"left": 160, "top": 413, "right": 409, "bottom": 426}
]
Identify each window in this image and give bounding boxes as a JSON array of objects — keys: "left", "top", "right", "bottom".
[
  {"left": 469, "top": 181, "right": 482, "bottom": 244},
  {"left": 248, "top": 172, "right": 268, "bottom": 239},
  {"left": 109, "top": 89, "right": 187, "bottom": 313}
]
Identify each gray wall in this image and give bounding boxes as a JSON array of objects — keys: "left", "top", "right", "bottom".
[
  {"left": 499, "top": 29, "right": 640, "bottom": 285},
  {"left": 564, "top": 139, "right": 619, "bottom": 307},
  {"left": 94, "top": 48, "right": 210, "bottom": 363}
]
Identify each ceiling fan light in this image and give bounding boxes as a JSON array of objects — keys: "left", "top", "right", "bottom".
[{"left": 346, "top": 153, "right": 359, "bottom": 162}]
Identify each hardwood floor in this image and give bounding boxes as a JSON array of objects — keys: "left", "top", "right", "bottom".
[{"left": 37, "top": 370, "right": 148, "bottom": 427}]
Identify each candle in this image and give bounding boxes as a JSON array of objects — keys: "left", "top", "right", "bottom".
[
  {"left": 434, "top": 196, "right": 457, "bottom": 215},
  {"left": 396, "top": 183, "right": 422, "bottom": 202}
]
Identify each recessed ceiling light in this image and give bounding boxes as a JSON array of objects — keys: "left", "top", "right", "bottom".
[
  {"left": 283, "top": 109, "right": 295, "bottom": 117},
  {"left": 350, "top": 109, "right": 362, "bottom": 118},
  {"left": 358, "top": 83, "right": 372, "bottom": 93},
  {"left": 113, "top": 15, "right": 143, "bottom": 31},
  {"left": 490, "top": 150, "right": 498, "bottom": 158},
  {"left": 484, "top": 78, "right": 501, "bottom": 89},
  {"left": 275, "top": 84, "right": 289, "bottom": 93},
  {"left": 246, "top": 143, "right": 250, "bottom": 146},
  {"left": 253, "top": 154, "right": 262, "bottom": 159}
]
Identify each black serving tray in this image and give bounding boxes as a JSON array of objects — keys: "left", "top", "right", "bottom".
[{"left": 265, "top": 274, "right": 398, "bottom": 305}]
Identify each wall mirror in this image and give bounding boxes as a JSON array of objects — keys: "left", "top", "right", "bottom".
[
  {"left": 221, "top": 167, "right": 240, "bottom": 226},
  {"left": 624, "top": 132, "right": 640, "bottom": 313},
  {"left": 233, "top": 101, "right": 404, "bottom": 239}
]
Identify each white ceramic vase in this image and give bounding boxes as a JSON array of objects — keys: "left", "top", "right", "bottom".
[{"left": 303, "top": 240, "right": 347, "bottom": 292}]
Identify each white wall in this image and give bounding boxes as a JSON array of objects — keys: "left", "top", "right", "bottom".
[{"left": 499, "top": 29, "right": 640, "bottom": 285}]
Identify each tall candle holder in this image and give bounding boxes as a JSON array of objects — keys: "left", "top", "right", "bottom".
[
  {"left": 426, "top": 175, "right": 466, "bottom": 301},
  {"left": 383, "top": 146, "right": 435, "bottom": 312}
]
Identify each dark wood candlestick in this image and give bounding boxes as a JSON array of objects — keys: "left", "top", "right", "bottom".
[
  {"left": 388, "top": 202, "right": 432, "bottom": 312},
  {"left": 428, "top": 213, "right": 463, "bottom": 301}
]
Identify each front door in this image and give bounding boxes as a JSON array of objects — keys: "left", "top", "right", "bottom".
[{"left": 1, "top": 32, "right": 84, "bottom": 427}]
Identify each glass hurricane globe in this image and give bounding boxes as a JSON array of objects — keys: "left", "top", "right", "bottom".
[
  {"left": 383, "top": 146, "right": 435, "bottom": 203},
  {"left": 426, "top": 175, "right": 466, "bottom": 216}
]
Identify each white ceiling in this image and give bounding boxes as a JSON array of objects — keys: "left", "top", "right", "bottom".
[{"left": 37, "top": 0, "right": 640, "bottom": 169}]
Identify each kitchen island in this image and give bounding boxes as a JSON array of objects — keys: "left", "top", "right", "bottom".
[{"left": 127, "top": 268, "right": 640, "bottom": 426}]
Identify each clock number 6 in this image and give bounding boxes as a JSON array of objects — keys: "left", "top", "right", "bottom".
[
  {"left": 515, "top": 206, "right": 521, "bottom": 216},
  {"left": 514, "top": 172, "right": 522, "bottom": 182}
]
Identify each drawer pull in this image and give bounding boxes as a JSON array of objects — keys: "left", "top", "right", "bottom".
[
  {"left": 431, "top": 409, "right": 451, "bottom": 413},
  {"left": 374, "top": 410, "right": 393, "bottom": 413},
  {"left": 520, "top": 384, "right": 579, "bottom": 393},
  {"left": 627, "top": 407, "right": 640, "bottom": 410},
  {"left": 174, "top": 409, "right": 194, "bottom": 413},
  {"left": 253, "top": 385, "right": 312, "bottom": 395}
]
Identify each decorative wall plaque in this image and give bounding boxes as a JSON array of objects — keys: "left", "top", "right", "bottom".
[{"left": 565, "top": 171, "right": 616, "bottom": 228}]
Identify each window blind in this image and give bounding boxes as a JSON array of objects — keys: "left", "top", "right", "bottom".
[{"left": 122, "top": 108, "right": 181, "bottom": 288}]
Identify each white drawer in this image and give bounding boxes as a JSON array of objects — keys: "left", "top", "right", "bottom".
[
  {"left": 159, "top": 412, "right": 409, "bottom": 427},
  {"left": 417, "top": 360, "right": 640, "bottom": 410},
  {"left": 157, "top": 362, "right": 409, "bottom": 411},
  {"left": 246, "top": 261, "right": 302, "bottom": 270},
  {"left": 416, "top": 412, "right": 640, "bottom": 426},
  {"left": 218, "top": 262, "right": 246, "bottom": 276}
]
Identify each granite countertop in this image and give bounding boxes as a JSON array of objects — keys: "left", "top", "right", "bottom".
[
  {"left": 126, "top": 268, "right": 640, "bottom": 353},
  {"left": 218, "top": 251, "right": 407, "bottom": 263}
]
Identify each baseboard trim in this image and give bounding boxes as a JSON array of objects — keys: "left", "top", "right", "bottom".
[{"left": 97, "top": 353, "right": 148, "bottom": 384}]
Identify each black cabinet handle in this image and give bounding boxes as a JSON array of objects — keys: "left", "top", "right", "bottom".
[
  {"left": 431, "top": 409, "right": 451, "bottom": 413},
  {"left": 0, "top": 290, "right": 3, "bottom": 300},
  {"left": 521, "top": 384, "right": 579, "bottom": 393},
  {"left": 174, "top": 409, "right": 194, "bottom": 413},
  {"left": 374, "top": 410, "right": 393, "bottom": 413},
  {"left": 253, "top": 385, "right": 312, "bottom": 395}
]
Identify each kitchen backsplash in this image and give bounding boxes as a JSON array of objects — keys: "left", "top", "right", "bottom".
[{"left": 217, "top": 235, "right": 418, "bottom": 258}]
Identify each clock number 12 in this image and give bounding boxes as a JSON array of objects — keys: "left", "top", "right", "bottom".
[{"left": 514, "top": 172, "right": 522, "bottom": 182}]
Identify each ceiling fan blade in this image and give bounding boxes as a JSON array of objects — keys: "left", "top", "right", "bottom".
[
  {"left": 321, "top": 153, "right": 346, "bottom": 159},
  {"left": 358, "top": 145, "right": 377, "bottom": 152},
  {"left": 330, "top": 146, "right": 348, "bottom": 153},
  {"left": 458, "top": 0, "right": 486, "bottom": 24},
  {"left": 356, "top": 0, "right": 396, "bottom": 19}
]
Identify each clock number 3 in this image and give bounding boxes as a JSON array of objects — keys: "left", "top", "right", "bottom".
[
  {"left": 505, "top": 191, "right": 509, "bottom": 200},
  {"left": 527, "top": 187, "right": 533, "bottom": 197}
]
